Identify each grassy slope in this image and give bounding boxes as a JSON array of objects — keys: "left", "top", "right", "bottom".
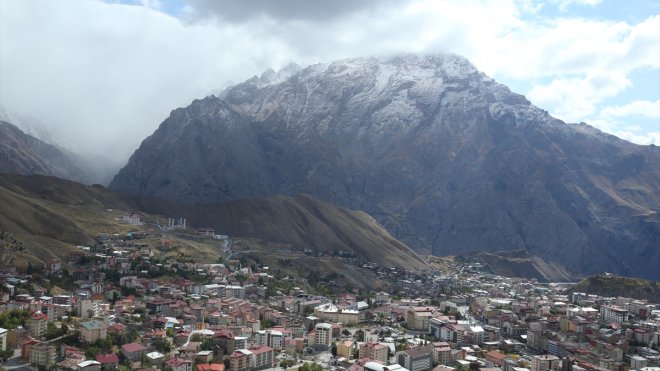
[
  {"left": 130, "top": 193, "right": 429, "bottom": 271},
  {"left": 0, "top": 174, "right": 130, "bottom": 265},
  {"left": 0, "top": 174, "right": 427, "bottom": 288}
]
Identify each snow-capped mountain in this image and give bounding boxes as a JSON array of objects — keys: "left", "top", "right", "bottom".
[{"left": 110, "top": 54, "right": 660, "bottom": 281}]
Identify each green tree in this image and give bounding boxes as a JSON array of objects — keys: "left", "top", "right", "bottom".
[{"left": 152, "top": 337, "right": 171, "bottom": 353}]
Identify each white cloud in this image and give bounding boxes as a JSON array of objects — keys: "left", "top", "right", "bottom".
[
  {"left": 0, "top": 0, "right": 657, "bottom": 164},
  {"left": 601, "top": 100, "right": 660, "bottom": 118},
  {"left": 551, "top": 0, "right": 602, "bottom": 12},
  {"left": 527, "top": 72, "right": 632, "bottom": 121},
  {"left": 589, "top": 118, "right": 660, "bottom": 145}
]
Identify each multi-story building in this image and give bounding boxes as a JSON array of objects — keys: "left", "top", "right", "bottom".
[
  {"left": 429, "top": 342, "right": 451, "bottom": 366},
  {"left": 396, "top": 346, "right": 433, "bottom": 371},
  {"left": 405, "top": 307, "right": 434, "bottom": 331},
  {"left": 359, "top": 341, "right": 389, "bottom": 363},
  {"left": 314, "top": 323, "right": 332, "bottom": 350},
  {"left": 439, "top": 323, "right": 465, "bottom": 346},
  {"left": 27, "top": 312, "right": 48, "bottom": 339},
  {"left": 250, "top": 345, "right": 274, "bottom": 370},
  {"left": 313, "top": 304, "right": 359, "bottom": 325},
  {"left": 255, "top": 330, "right": 284, "bottom": 350},
  {"left": 468, "top": 325, "right": 484, "bottom": 345},
  {"left": 600, "top": 305, "right": 629, "bottom": 323},
  {"left": 30, "top": 343, "right": 56, "bottom": 368},
  {"left": 530, "top": 355, "right": 560, "bottom": 371},
  {"left": 228, "top": 349, "right": 251, "bottom": 371},
  {"left": 145, "top": 298, "right": 173, "bottom": 316},
  {"left": 337, "top": 340, "right": 354, "bottom": 359},
  {"left": 80, "top": 319, "right": 107, "bottom": 343},
  {"left": 225, "top": 285, "right": 246, "bottom": 299},
  {"left": 121, "top": 342, "right": 146, "bottom": 362},
  {"left": 429, "top": 317, "right": 446, "bottom": 339}
]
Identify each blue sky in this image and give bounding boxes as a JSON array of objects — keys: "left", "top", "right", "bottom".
[{"left": 0, "top": 0, "right": 658, "bottom": 159}]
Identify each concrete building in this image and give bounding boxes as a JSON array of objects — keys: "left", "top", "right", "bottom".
[
  {"left": 429, "top": 342, "right": 451, "bottom": 366},
  {"left": 314, "top": 304, "right": 359, "bottom": 325},
  {"left": 630, "top": 356, "right": 647, "bottom": 370},
  {"left": 121, "top": 342, "right": 146, "bottom": 362},
  {"left": 30, "top": 343, "right": 57, "bottom": 368},
  {"left": 314, "top": 323, "right": 333, "bottom": 350},
  {"left": 0, "top": 328, "right": 7, "bottom": 351},
  {"left": 600, "top": 305, "right": 629, "bottom": 323},
  {"left": 166, "top": 357, "right": 193, "bottom": 371},
  {"left": 396, "top": 346, "right": 433, "bottom": 371},
  {"left": 250, "top": 345, "right": 274, "bottom": 370},
  {"left": 337, "top": 339, "right": 355, "bottom": 359},
  {"left": 27, "top": 312, "right": 48, "bottom": 339},
  {"left": 80, "top": 320, "right": 107, "bottom": 343},
  {"left": 530, "top": 355, "right": 560, "bottom": 371},
  {"left": 405, "top": 307, "right": 434, "bottom": 331},
  {"left": 229, "top": 349, "right": 251, "bottom": 371},
  {"left": 360, "top": 341, "right": 389, "bottom": 363},
  {"left": 255, "top": 330, "right": 284, "bottom": 350}
]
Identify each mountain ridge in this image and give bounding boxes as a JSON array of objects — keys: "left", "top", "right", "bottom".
[
  {"left": 0, "top": 120, "right": 119, "bottom": 185},
  {"left": 110, "top": 53, "right": 660, "bottom": 281}
]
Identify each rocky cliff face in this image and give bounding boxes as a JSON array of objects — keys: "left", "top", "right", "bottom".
[
  {"left": 110, "top": 54, "right": 660, "bottom": 280},
  {"left": 0, "top": 121, "right": 90, "bottom": 183}
]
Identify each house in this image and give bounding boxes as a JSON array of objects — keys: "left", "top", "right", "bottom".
[
  {"left": 95, "top": 353, "right": 119, "bottom": 369},
  {"left": 80, "top": 320, "right": 107, "bottom": 343},
  {"left": 196, "top": 364, "right": 225, "bottom": 371},
  {"left": 196, "top": 350, "right": 214, "bottom": 363},
  {"left": 485, "top": 351, "right": 507, "bottom": 367},
  {"left": 43, "top": 259, "right": 62, "bottom": 275},
  {"left": 121, "top": 342, "right": 146, "bottom": 362},
  {"left": 77, "top": 360, "right": 102, "bottom": 371},
  {"left": 146, "top": 351, "right": 166, "bottom": 366},
  {"left": 166, "top": 357, "right": 193, "bottom": 371}
]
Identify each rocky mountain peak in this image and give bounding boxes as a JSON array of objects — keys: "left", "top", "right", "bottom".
[{"left": 111, "top": 53, "right": 660, "bottom": 281}]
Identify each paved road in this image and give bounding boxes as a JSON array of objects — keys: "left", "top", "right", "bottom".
[{"left": 1, "top": 349, "right": 31, "bottom": 370}]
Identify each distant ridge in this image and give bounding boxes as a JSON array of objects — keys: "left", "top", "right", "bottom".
[
  {"left": 569, "top": 274, "right": 660, "bottom": 303},
  {"left": 0, "top": 121, "right": 86, "bottom": 182}
]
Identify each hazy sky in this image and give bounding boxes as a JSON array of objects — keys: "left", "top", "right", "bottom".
[{"left": 0, "top": 0, "right": 658, "bottom": 163}]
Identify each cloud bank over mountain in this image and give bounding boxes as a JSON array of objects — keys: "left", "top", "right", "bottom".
[{"left": 0, "top": 0, "right": 657, "bottom": 162}]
